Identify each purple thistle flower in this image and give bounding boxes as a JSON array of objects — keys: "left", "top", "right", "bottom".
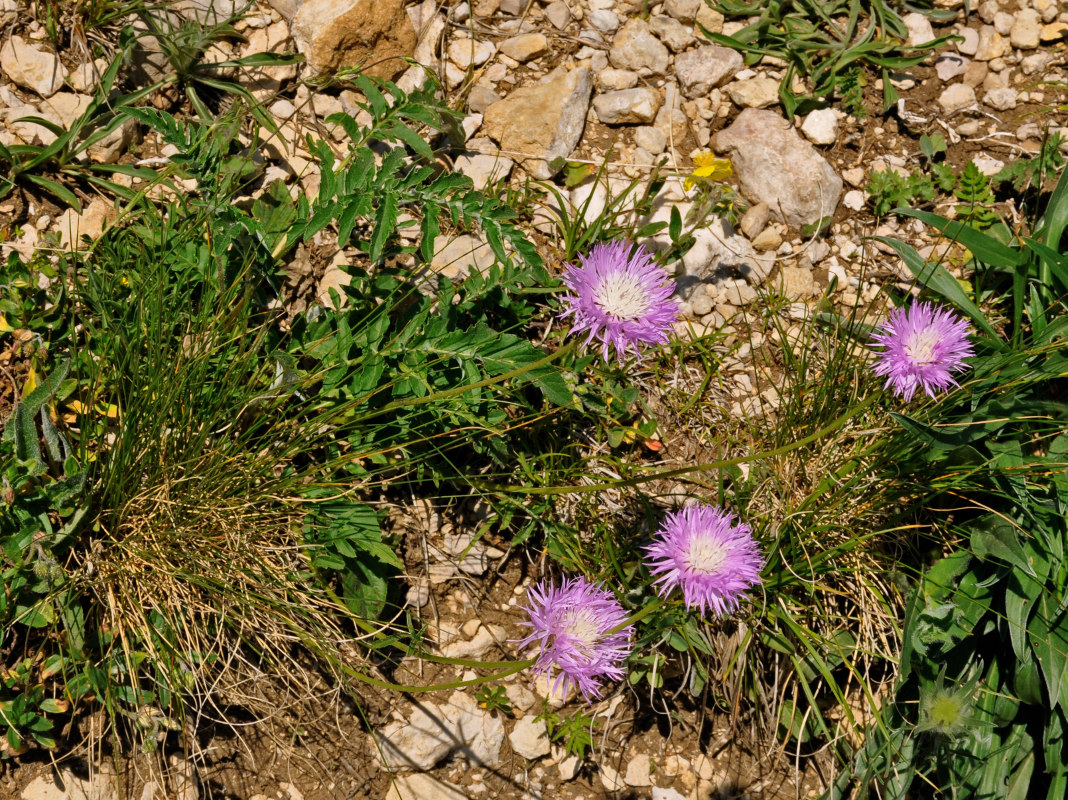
[
  {"left": 559, "top": 240, "right": 681, "bottom": 366},
  {"left": 870, "top": 300, "right": 975, "bottom": 401},
  {"left": 517, "top": 575, "right": 633, "bottom": 702},
  {"left": 644, "top": 504, "right": 763, "bottom": 618}
]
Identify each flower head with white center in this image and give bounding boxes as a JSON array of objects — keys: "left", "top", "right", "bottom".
[
  {"left": 870, "top": 300, "right": 975, "bottom": 401},
  {"left": 644, "top": 504, "right": 764, "bottom": 617},
  {"left": 517, "top": 575, "right": 633, "bottom": 702},
  {"left": 559, "top": 240, "right": 680, "bottom": 366}
]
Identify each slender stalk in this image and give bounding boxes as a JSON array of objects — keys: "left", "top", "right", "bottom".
[
  {"left": 478, "top": 391, "right": 881, "bottom": 496},
  {"left": 613, "top": 595, "right": 665, "bottom": 633}
]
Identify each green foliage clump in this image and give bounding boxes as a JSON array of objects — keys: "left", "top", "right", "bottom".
[
  {"left": 706, "top": 0, "right": 954, "bottom": 116},
  {"left": 0, "top": 72, "right": 592, "bottom": 756},
  {"left": 867, "top": 168, "right": 936, "bottom": 217},
  {"left": 837, "top": 164, "right": 1068, "bottom": 799}
]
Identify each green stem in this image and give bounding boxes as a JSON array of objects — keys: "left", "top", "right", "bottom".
[
  {"left": 477, "top": 391, "right": 881, "bottom": 496},
  {"left": 615, "top": 595, "right": 665, "bottom": 633}
]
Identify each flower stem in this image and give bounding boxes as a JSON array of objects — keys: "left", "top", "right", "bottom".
[
  {"left": 610, "top": 595, "right": 665, "bottom": 634},
  {"left": 477, "top": 391, "right": 881, "bottom": 496}
]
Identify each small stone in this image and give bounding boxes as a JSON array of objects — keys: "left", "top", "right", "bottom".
[
  {"left": 609, "top": 18, "right": 671, "bottom": 77},
  {"left": 596, "top": 68, "right": 639, "bottom": 91},
  {"left": 68, "top": 58, "right": 108, "bottom": 93},
  {"left": 938, "top": 83, "right": 976, "bottom": 113},
  {"left": 695, "top": 3, "right": 725, "bottom": 32},
  {"left": 956, "top": 26, "right": 979, "bottom": 55},
  {"left": 448, "top": 38, "right": 496, "bottom": 69},
  {"left": 593, "top": 87, "right": 662, "bottom": 124},
  {"left": 727, "top": 77, "right": 780, "bottom": 109},
  {"left": 1042, "top": 22, "right": 1068, "bottom": 41},
  {"left": 441, "top": 624, "right": 507, "bottom": 659},
  {"left": 974, "top": 25, "right": 1009, "bottom": 61},
  {"left": 739, "top": 202, "right": 771, "bottom": 238},
  {"left": 55, "top": 198, "right": 116, "bottom": 250},
  {"left": 431, "top": 233, "right": 496, "bottom": 280},
  {"left": 588, "top": 9, "right": 620, "bottom": 32},
  {"left": 935, "top": 53, "right": 969, "bottom": 82},
  {"left": 509, "top": 716, "right": 551, "bottom": 760},
  {"left": 903, "top": 12, "right": 935, "bottom": 45},
  {"left": 675, "top": 45, "right": 743, "bottom": 99},
  {"left": 962, "top": 60, "right": 988, "bottom": 87},
  {"left": 557, "top": 751, "right": 581, "bottom": 781},
  {"left": 649, "top": 14, "right": 694, "bottom": 52},
  {"left": 624, "top": 753, "right": 652, "bottom": 787},
  {"left": 482, "top": 66, "right": 592, "bottom": 179},
  {"left": 533, "top": 673, "right": 574, "bottom": 707},
  {"left": 384, "top": 775, "right": 467, "bottom": 800},
  {"left": 751, "top": 227, "right": 782, "bottom": 251},
  {"left": 971, "top": 152, "right": 1005, "bottom": 176},
  {"left": 504, "top": 683, "right": 537, "bottom": 712},
  {"left": 634, "top": 125, "right": 666, "bottom": 154},
  {"left": 600, "top": 763, "right": 626, "bottom": 792},
  {"left": 543, "top": 0, "right": 570, "bottom": 29},
  {"left": 1010, "top": 9, "right": 1042, "bottom": 49},
  {"left": 778, "top": 266, "right": 814, "bottom": 300},
  {"left": 713, "top": 108, "right": 842, "bottom": 229},
  {"left": 664, "top": 0, "right": 700, "bottom": 22},
  {"left": 984, "top": 86, "right": 1018, "bottom": 110},
  {"left": 842, "top": 167, "right": 865, "bottom": 187},
  {"left": 1, "top": 35, "right": 67, "bottom": 97},
  {"left": 467, "top": 84, "right": 502, "bottom": 114},
  {"left": 651, "top": 788, "right": 689, "bottom": 800},
  {"left": 290, "top": 0, "right": 415, "bottom": 80},
  {"left": 842, "top": 189, "right": 865, "bottom": 211},
  {"left": 39, "top": 92, "right": 92, "bottom": 128},
  {"left": 690, "top": 291, "right": 713, "bottom": 317},
  {"left": 693, "top": 753, "right": 716, "bottom": 781},
  {"left": 405, "top": 578, "right": 430, "bottom": 608},
  {"left": 88, "top": 117, "right": 138, "bottom": 163},
  {"left": 500, "top": 33, "right": 547, "bottom": 62},
  {"left": 993, "top": 11, "right": 1015, "bottom": 35},
  {"left": 21, "top": 776, "right": 65, "bottom": 800},
  {"left": 800, "top": 107, "right": 838, "bottom": 145}
]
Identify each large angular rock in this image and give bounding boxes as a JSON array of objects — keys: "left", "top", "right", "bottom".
[
  {"left": 291, "top": 0, "right": 416, "bottom": 80},
  {"left": 713, "top": 108, "right": 842, "bottom": 229},
  {"left": 482, "top": 67, "right": 592, "bottom": 179},
  {"left": 1, "top": 35, "right": 67, "bottom": 98}
]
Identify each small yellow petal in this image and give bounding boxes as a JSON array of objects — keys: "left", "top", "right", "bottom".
[{"left": 23, "top": 367, "right": 37, "bottom": 398}]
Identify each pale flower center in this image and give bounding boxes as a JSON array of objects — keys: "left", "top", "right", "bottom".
[
  {"left": 562, "top": 609, "right": 601, "bottom": 657},
  {"left": 594, "top": 272, "right": 651, "bottom": 320},
  {"left": 685, "top": 535, "right": 728, "bottom": 574},
  {"left": 904, "top": 327, "right": 941, "bottom": 365}
]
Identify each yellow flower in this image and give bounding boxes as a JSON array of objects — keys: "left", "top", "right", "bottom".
[{"left": 685, "top": 153, "right": 732, "bottom": 191}]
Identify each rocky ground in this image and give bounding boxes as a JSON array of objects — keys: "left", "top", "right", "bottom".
[{"left": 1, "top": 0, "right": 1066, "bottom": 798}]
